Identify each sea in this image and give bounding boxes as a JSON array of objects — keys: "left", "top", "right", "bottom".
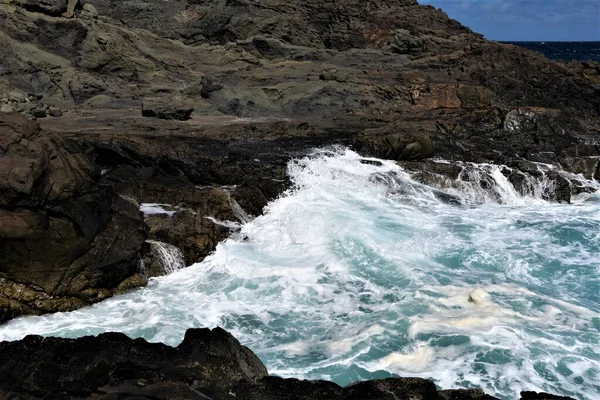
[
  {"left": 0, "top": 148, "right": 598, "bottom": 400},
  {"left": 503, "top": 41, "right": 600, "bottom": 63}
]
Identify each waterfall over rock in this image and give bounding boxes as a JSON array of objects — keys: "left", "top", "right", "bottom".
[{"left": 145, "top": 240, "right": 186, "bottom": 275}]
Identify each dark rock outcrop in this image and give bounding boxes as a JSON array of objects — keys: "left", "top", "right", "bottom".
[
  {"left": 0, "top": 327, "right": 267, "bottom": 399},
  {"left": 0, "top": 113, "right": 147, "bottom": 322},
  {"left": 0, "top": 328, "right": 575, "bottom": 400}
]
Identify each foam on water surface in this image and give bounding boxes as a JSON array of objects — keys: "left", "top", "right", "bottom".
[{"left": 1, "top": 148, "right": 598, "bottom": 399}]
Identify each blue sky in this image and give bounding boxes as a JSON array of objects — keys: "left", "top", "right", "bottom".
[{"left": 419, "top": 0, "right": 600, "bottom": 41}]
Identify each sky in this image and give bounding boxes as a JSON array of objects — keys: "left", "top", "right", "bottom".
[{"left": 419, "top": 0, "right": 600, "bottom": 41}]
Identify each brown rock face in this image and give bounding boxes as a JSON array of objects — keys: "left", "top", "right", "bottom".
[{"left": 0, "top": 113, "right": 146, "bottom": 322}]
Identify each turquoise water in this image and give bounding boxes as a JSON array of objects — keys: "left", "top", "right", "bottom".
[{"left": 0, "top": 148, "right": 598, "bottom": 399}]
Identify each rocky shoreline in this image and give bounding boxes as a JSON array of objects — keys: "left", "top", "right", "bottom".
[
  {"left": 0, "top": 328, "right": 577, "bottom": 400},
  {"left": 0, "top": 0, "right": 598, "bottom": 399}
]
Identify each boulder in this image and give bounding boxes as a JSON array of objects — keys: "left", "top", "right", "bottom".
[
  {"left": 200, "top": 76, "right": 224, "bottom": 98},
  {"left": 29, "top": 107, "right": 47, "bottom": 118},
  {"left": 81, "top": 2, "right": 98, "bottom": 18},
  {"left": 0, "top": 104, "right": 16, "bottom": 113},
  {"left": 142, "top": 100, "right": 194, "bottom": 121},
  {"left": 48, "top": 106, "right": 63, "bottom": 117}
]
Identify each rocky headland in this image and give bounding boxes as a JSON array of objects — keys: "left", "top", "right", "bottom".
[{"left": 0, "top": 0, "right": 598, "bottom": 398}]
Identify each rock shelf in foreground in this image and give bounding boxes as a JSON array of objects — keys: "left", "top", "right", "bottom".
[{"left": 0, "top": 328, "right": 575, "bottom": 400}]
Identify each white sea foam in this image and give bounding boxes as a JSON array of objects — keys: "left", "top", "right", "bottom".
[
  {"left": 140, "top": 203, "right": 178, "bottom": 217},
  {"left": 0, "top": 148, "right": 598, "bottom": 400}
]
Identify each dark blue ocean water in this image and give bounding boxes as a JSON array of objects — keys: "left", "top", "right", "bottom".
[{"left": 503, "top": 41, "right": 600, "bottom": 63}]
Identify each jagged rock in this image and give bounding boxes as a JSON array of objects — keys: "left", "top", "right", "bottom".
[
  {"left": 199, "top": 76, "right": 224, "bottom": 99},
  {"left": 439, "top": 388, "right": 499, "bottom": 399},
  {"left": 354, "top": 132, "right": 434, "bottom": 161},
  {"left": 391, "top": 29, "right": 427, "bottom": 55},
  {"left": 142, "top": 187, "right": 239, "bottom": 265},
  {"left": 504, "top": 108, "right": 538, "bottom": 132},
  {"left": 69, "top": 73, "right": 107, "bottom": 104},
  {"left": 0, "top": 327, "right": 267, "bottom": 399}
]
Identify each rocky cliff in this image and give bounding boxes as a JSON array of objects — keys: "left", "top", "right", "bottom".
[{"left": 0, "top": 0, "right": 598, "bottom": 321}]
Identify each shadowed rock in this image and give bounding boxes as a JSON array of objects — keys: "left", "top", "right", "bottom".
[{"left": 0, "top": 113, "right": 147, "bottom": 322}]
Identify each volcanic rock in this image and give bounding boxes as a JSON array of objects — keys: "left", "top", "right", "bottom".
[{"left": 0, "top": 329, "right": 576, "bottom": 400}]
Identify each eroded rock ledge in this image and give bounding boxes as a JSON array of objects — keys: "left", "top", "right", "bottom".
[{"left": 0, "top": 327, "right": 575, "bottom": 400}]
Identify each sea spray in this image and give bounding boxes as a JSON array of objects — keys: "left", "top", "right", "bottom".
[
  {"left": 0, "top": 148, "right": 598, "bottom": 400},
  {"left": 146, "top": 240, "right": 186, "bottom": 275}
]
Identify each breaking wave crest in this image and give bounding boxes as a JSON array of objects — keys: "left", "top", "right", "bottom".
[{"left": 1, "top": 148, "right": 598, "bottom": 399}]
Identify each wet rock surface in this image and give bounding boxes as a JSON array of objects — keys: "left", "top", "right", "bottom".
[{"left": 0, "top": 328, "right": 575, "bottom": 400}]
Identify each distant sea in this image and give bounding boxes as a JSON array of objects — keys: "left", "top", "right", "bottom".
[{"left": 503, "top": 41, "right": 600, "bottom": 63}]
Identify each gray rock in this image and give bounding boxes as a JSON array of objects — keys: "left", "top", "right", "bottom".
[
  {"left": 391, "top": 29, "right": 426, "bottom": 55},
  {"left": 8, "top": 91, "right": 26, "bottom": 103},
  {"left": 81, "top": 3, "right": 98, "bottom": 18},
  {"left": 504, "top": 109, "right": 537, "bottom": 132},
  {"left": 200, "top": 76, "right": 223, "bottom": 99},
  {"left": 48, "top": 106, "right": 63, "bottom": 117},
  {"left": 0, "top": 104, "right": 17, "bottom": 113},
  {"left": 19, "top": 102, "right": 36, "bottom": 114},
  {"left": 27, "top": 93, "right": 43, "bottom": 102}
]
